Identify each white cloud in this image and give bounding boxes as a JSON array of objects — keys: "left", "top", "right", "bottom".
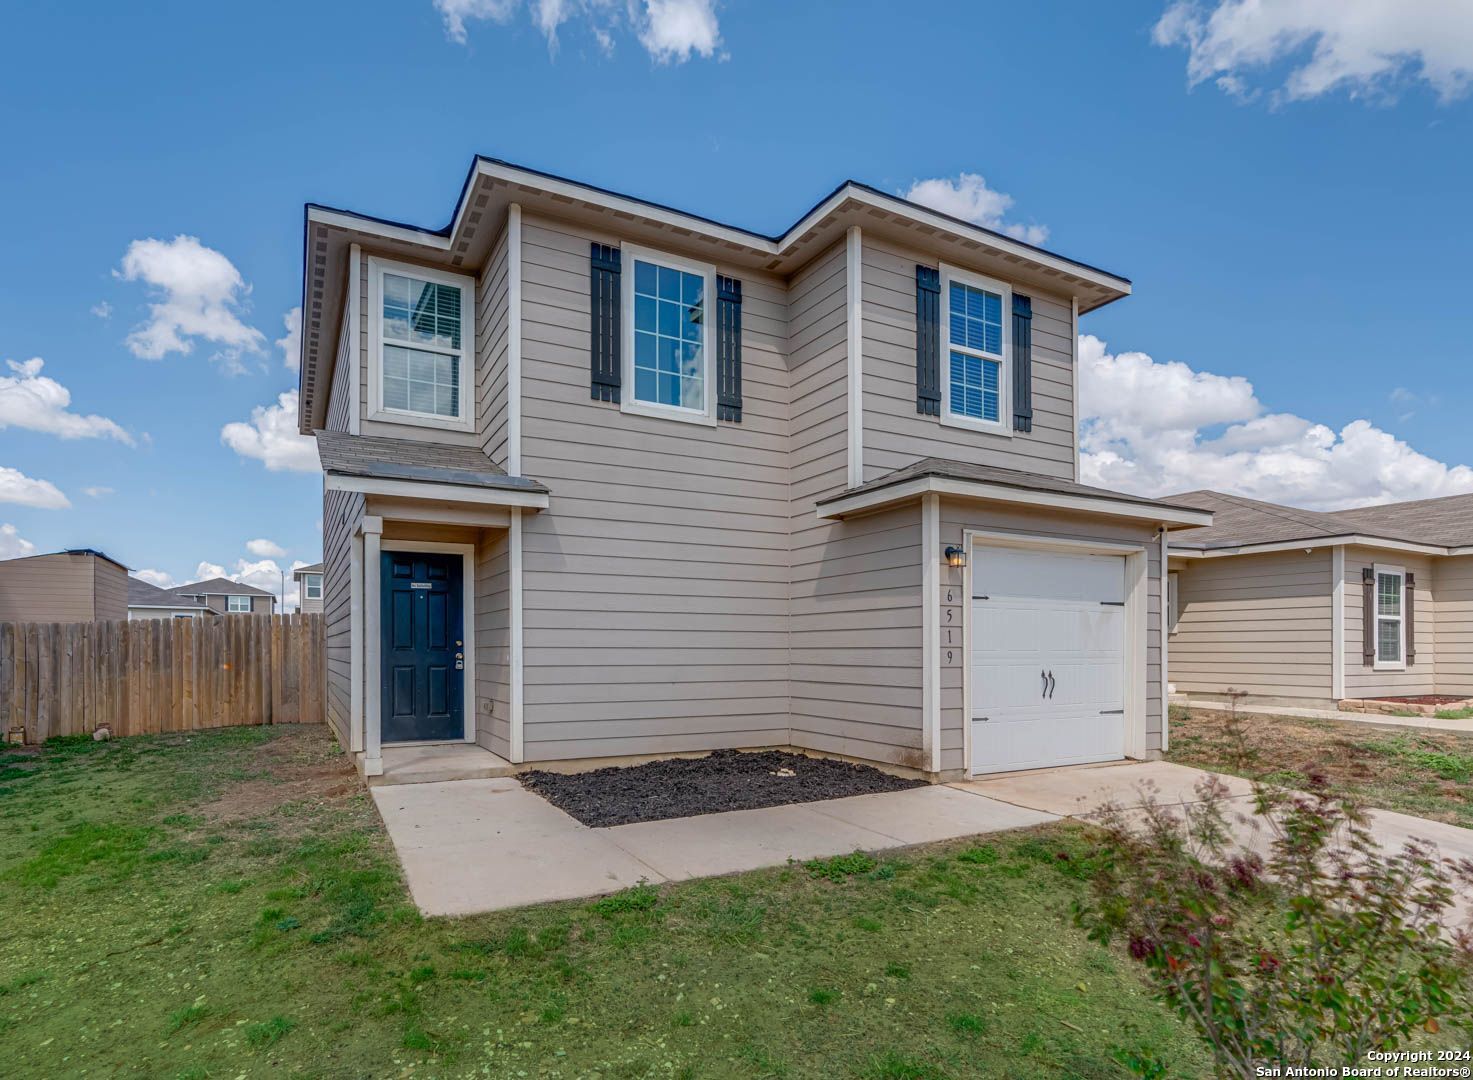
[
  {"left": 903, "top": 173, "right": 1050, "bottom": 245},
  {"left": 246, "top": 538, "right": 287, "bottom": 558},
  {"left": 1153, "top": 0, "right": 1473, "bottom": 104},
  {"left": 1078, "top": 333, "right": 1473, "bottom": 510},
  {"left": 194, "top": 561, "right": 226, "bottom": 580},
  {"left": 116, "top": 235, "right": 266, "bottom": 369},
  {"left": 133, "top": 568, "right": 177, "bottom": 588},
  {"left": 0, "top": 524, "right": 35, "bottom": 560},
  {"left": 277, "top": 306, "right": 302, "bottom": 373},
  {"left": 91, "top": 301, "right": 112, "bottom": 319},
  {"left": 638, "top": 0, "right": 721, "bottom": 64},
  {"left": 220, "top": 389, "right": 320, "bottom": 473},
  {"left": 81, "top": 485, "right": 114, "bottom": 498},
  {"left": 434, "top": 0, "right": 719, "bottom": 62},
  {"left": 0, "top": 358, "right": 133, "bottom": 443},
  {"left": 0, "top": 465, "right": 69, "bottom": 509}
]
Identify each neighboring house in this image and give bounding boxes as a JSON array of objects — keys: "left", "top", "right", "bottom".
[
  {"left": 0, "top": 549, "right": 130, "bottom": 622},
  {"left": 170, "top": 577, "right": 276, "bottom": 615},
  {"left": 296, "top": 156, "right": 1211, "bottom": 780},
  {"left": 127, "top": 577, "right": 212, "bottom": 620},
  {"left": 1167, "top": 490, "right": 1473, "bottom": 707},
  {"left": 294, "top": 562, "right": 324, "bottom": 613}
]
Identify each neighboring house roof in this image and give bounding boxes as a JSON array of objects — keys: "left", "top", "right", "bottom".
[
  {"left": 816, "top": 458, "right": 1212, "bottom": 527},
  {"left": 292, "top": 562, "right": 324, "bottom": 577},
  {"left": 299, "top": 157, "right": 1134, "bottom": 433},
  {"left": 8, "top": 548, "right": 130, "bottom": 572},
  {"left": 174, "top": 577, "right": 275, "bottom": 598},
  {"left": 1166, "top": 490, "right": 1473, "bottom": 553},
  {"left": 315, "top": 430, "right": 551, "bottom": 494},
  {"left": 127, "top": 577, "right": 209, "bottom": 610}
]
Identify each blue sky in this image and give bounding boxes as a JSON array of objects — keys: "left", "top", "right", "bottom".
[{"left": 2, "top": 1, "right": 1470, "bottom": 605}]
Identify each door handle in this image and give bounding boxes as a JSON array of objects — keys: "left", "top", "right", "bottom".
[
  {"left": 1046, "top": 670, "right": 1056, "bottom": 699},
  {"left": 1041, "top": 669, "right": 1048, "bottom": 698}
]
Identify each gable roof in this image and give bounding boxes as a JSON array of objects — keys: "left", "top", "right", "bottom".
[
  {"left": 1167, "top": 490, "right": 1473, "bottom": 553},
  {"left": 127, "top": 577, "right": 209, "bottom": 610},
  {"left": 174, "top": 577, "right": 275, "bottom": 598},
  {"left": 292, "top": 562, "right": 324, "bottom": 576},
  {"left": 299, "top": 157, "right": 1134, "bottom": 433}
]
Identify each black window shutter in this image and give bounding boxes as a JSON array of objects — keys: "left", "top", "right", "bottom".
[
  {"left": 915, "top": 266, "right": 940, "bottom": 415},
  {"left": 716, "top": 275, "right": 743, "bottom": 422},
  {"left": 1012, "top": 294, "right": 1033, "bottom": 433},
  {"left": 1406, "top": 571, "right": 1416, "bottom": 664},
  {"left": 589, "top": 243, "right": 621, "bottom": 402},
  {"left": 1362, "top": 567, "right": 1375, "bottom": 664}
]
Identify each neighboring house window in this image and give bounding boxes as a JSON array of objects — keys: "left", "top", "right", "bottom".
[
  {"left": 368, "top": 257, "right": 475, "bottom": 432},
  {"left": 622, "top": 245, "right": 715, "bottom": 425},
  {"left": 941, "top": 267, "right": 1010, "bottom": 432},
  {"left": 304, "top": 574, "right": 322, "bottom": 600},
  {"left": 227, "top": 595, "right": 252, "bottom": 613},
  {"left": 1374, "top": 564, "right": 1405, "bottom": 668}
]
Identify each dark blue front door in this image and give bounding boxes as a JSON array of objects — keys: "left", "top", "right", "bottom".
[{"left": 381, "top": 551, "right": 464, "bottom": 742}]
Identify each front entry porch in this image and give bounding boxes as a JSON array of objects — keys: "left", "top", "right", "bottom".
[{"left": 368, "top": 741, "right": 516, "bottom": 787}]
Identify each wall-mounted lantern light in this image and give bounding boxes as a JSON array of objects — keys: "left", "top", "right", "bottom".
[{"left": 944, "top": 545, "right": 967, "bottom": 569}]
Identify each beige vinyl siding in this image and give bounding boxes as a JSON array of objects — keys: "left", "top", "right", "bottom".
[
  {"left": 475, "top": 528, "right": 511, "bottom": 757},
  {"left": 477, "top": 224, "right": 512, "bottom": 470},
  {"left": 943, "top": 505, "right": 1163, "bottom": 770},
  {"left": 357, "top": 251, "right": 481, "bottom": 447},
  {"left": 92, "top": 559, "right": 128, "bottom": 620},
  {"left": 517, "top": 214, "right": 792, "bottom": 760},
  {"left": 297, "top": 586, "right": 323, "bottom": 615},
  {"left": 1343, "top": 546, "right": 1436, "bottom": 698},
  {"left": 1433, "top": 555, "right": 1473, "bottom": 696},
  {"left": 322, "top": 487, "right": 365, "bottom": 749},
  {"left": 787, "top": 241, "right": 928, "bottom": 768},
  {"left": 1171, "top": 550, "right": 1332, "bottom": 702},
  {"left": 0, "top": 553, "right": 107, "bottom": 622},
  {"left": 859, "top": 236, "right": 1075, "bottom": 484},
  {"left": 325, "top": 285, "right": 356, "bottom": 434}
]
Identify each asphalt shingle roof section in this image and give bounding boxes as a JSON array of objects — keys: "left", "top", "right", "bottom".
[
  {"left": 127, "top": 578, "right": 209, "bottom": 609},
  {"left": 293, "top": 562, "right": 324, "bottom": 575},
  {"left": 176, "top": 577, "right": 275, "bottom": 598},
  {"left": 315, "top": 430, "right": 550, "bottom": 493},
  {"left": 1166, "top": 490, "right": 1473, "bottom": 550},
  {"left": 817, "top": 457, "right": 1206, "bottom": 516}
]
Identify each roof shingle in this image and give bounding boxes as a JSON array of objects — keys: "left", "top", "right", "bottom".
[{"left": 315, "top": 430, "right": 549, "bottom": 493}]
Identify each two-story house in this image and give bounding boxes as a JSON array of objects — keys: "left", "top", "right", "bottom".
[
  {"left": 296, "top": 157, "right": 1210, "bottom": 782},
  {"left": 293, "top": 563, "right": 324, "bottom": 614}
]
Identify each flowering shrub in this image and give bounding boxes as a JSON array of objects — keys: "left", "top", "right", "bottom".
[{"left": 1076, "top": 728, "right": 1473, "bottom": 1077}]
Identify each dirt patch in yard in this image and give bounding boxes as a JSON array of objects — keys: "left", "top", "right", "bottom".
[
  {"left": 1364, "top": 695, "right": 1470, "bottom": 705},
  {"left": 521, "top": 749, "right": 926, "bottom": 827},
  {"left": 1167, "top": 706, "right": 1473, "bottom": 827},
  {"left": 196, "top": 732, "right": 359, "bottom": 824}
]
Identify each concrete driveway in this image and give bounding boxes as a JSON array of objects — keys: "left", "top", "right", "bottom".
[{"left": 372, "top": 760, "right": 1473, "bottom": 919}]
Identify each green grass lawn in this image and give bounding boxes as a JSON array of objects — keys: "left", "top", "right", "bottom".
[
  {"left": 0, "top": 726, "right": 1212, "bottom": 1079},
  {"left": 1166, "top": 706, "right": 1473, "bottom": 827}
]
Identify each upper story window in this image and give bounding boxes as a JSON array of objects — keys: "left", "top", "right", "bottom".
[
  {"left": 227, "top": 595, "right": 253, "bottom": 613},
  {"left": 368, "top": 257, "right": 475, "bottom": 433},
  {"left": 940, "top": 266, "right": 1011, "bottom": 434},
  {"left": 1374, "top": 564, "right": 1405, "bottom": 668},
  {"left": 621, "top": 245, "right": 715, "bottom": 426},
  {"left": 304, "top": 574, "right": 322, "bottom": 601}
]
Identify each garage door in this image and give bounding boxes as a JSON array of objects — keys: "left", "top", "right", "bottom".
[{"left": 970, "top": 545, "right": 1126, "bottom": 775}]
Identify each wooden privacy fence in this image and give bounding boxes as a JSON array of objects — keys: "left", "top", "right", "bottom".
[{"left": 1, "top": 614, "right": 325, "bottom": 742}]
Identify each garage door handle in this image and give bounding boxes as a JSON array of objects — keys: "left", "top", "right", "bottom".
[
  {"left": 1041, "top": 670, "right": 1048, "bottom": 698},
  {"left": 1046, "top": 670, "right": 1056, "bottom": 699},
  {"left": 1099, "top": 709, "right": 1124, "bottom": 715},
  {"left": 1100, "top": 601, "right": 1124, "bottom": 606}
]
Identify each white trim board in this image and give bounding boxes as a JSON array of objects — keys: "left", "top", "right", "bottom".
[
  {"left": 846, "top": 226, "right": 864, "bottom": 487},
  {"left": 1331, "top": 545, "right": 1345, "bottom": 700},
  {"left": 1171, "top": 535, "right": 1451, "bottom": 559},
  {"left": 506, "top": 204, "right": 523, "bottom": 475},
  {"left": 818, "top": 476, "right": 1213, "bottom": 528},
  {"left": 921, "top": 493, "right": 940, "bottom": 774}
]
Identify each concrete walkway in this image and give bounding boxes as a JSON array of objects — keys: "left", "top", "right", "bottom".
[
  {"left": 372, "top": 760, "right": 1473, "bottom": 918},
  {"left": 373, "top": 779, "right": 1055, "bottom": 916}
]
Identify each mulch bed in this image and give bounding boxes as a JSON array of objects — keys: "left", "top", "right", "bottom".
[
  {"left": 520, "top": 749, "right": 926, "bottom": 828},
  {"left": 1363, "top": 695, "right": 1469, "bottom": 705}
]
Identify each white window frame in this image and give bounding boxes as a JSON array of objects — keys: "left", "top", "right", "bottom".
[
  {"left": 367, "top": 255, "right": 475, "bottom": 434},
  {"left": 304, "top": 574, "right": 323, "bottom": 601},
  {"left": 227, "top": 595, "right": 253, "bottom": 613},
  {"left": 1372, "top": 563, "right": 1406, "bottom": 671},
  {"left": 939, "top": 263, "right": 1012, "bottom": 436},
  {"left": 620, "top": 243, "right": 717, "bottom": 427}
]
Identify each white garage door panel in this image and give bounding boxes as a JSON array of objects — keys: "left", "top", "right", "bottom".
[{"left": 970, "top": 548, "right": 1128, "bottom": 776}]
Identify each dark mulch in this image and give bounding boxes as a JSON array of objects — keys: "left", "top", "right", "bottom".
[{"left": 520, "top": 749, "right": 926, "bottom": 828}]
